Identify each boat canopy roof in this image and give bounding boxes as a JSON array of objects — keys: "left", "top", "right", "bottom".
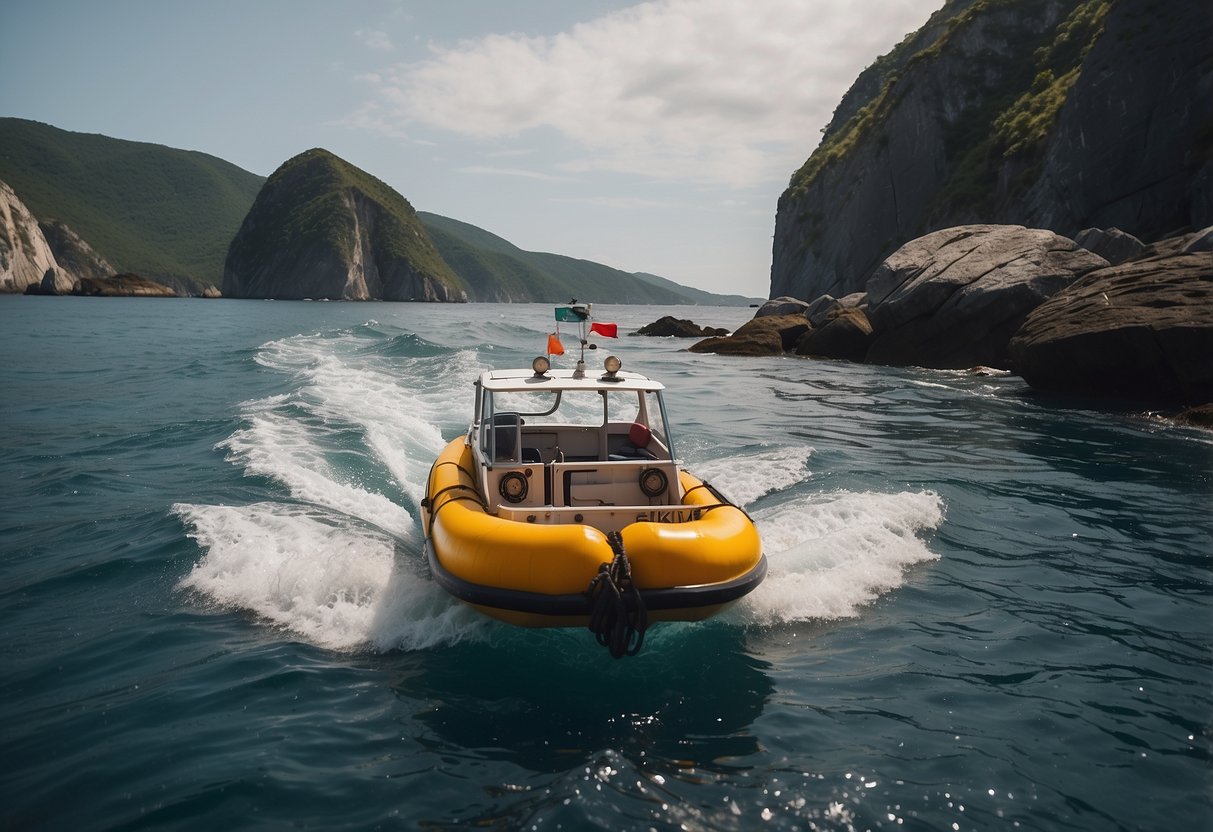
[{"left": 479, "top": 368, "right": 665, "bottom": 394}]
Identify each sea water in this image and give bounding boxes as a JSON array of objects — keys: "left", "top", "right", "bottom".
[{"left": 1, "top": 297, "right": 1209, "bottom": 830}]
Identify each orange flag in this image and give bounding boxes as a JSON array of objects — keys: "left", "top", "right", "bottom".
[{"left": 547, "top": 333, "right": 565, "bottom": 356}]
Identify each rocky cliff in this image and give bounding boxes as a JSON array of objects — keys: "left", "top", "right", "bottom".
[
  {"left": 39, "top": 219, "right": 113, "bottom": 282},
  {"left": 223, "top": 149, "right": 466, "bottom": 301},
  {"left": 771, "top": 0, "right": 1213, "bottom": 302},
  {"left": 1, "top": 179, "right": 64, "bottom": 292}
]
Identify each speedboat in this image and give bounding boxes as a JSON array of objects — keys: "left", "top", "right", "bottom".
[{"left": 421, "top": 305, "right": 766, "bottom": 657}]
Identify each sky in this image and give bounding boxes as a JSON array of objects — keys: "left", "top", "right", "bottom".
[{"left": 1, "top": 0, "right": 936, "bottom": 297}]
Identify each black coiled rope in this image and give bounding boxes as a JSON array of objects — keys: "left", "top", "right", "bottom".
[{"left": 586, "top": 531, "right": 647, "bottom": 658}]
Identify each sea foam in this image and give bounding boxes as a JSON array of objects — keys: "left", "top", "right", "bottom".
[
  {"left": 690, "top": 445, "right": 813, "bottom": 507},
  {"left": 736, "top": 489, "right": 944, "bottom": 625}
]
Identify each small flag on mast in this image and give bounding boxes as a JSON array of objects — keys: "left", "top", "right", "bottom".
[
  {"left": 547, "top": 333, "right": 565, "bottom": 356},
  {"left": 589, "top": 322, "right": 618, "bottom": 338}
]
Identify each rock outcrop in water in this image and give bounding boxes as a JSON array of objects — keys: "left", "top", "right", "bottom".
[
  {"left": 699, "top": 225, "right": 1108, "bottom": 368},
  {"left": 859, "top": 225, "right": 1108, "bottom": 369},
  {"left": 1009, "top": 247, "right": 1213, "bottom": 405},
  {"left": 770, "top": 0, "right": 1213, "bottom": 303},
  {"left": 699, "top": 222, "right": 1212, "bottom": 412},
  {"left": 689, "top": 314, "right": 809, "bottom": 356},
  {"left": 71, "top": 273, "right": 178, "bottom": 297},
  {"left": 223, "top": 149, "right": 466, "bottom": 302},
  {"left": 632, "top": 317, "right": 729, "bottom": 338}
]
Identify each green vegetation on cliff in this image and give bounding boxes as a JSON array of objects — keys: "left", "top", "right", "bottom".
[
  {"left": 937, "top": 0, "right": 1111, "bottom": 213},
  {"left": 785, "top": 0, "right": 1106, "bottom": 208},
  {"left": 2, "top": 120, "right": 750, "bottom": 304},
  {"left": 0, "top": 118, "right": 262, "bottom": 291}
]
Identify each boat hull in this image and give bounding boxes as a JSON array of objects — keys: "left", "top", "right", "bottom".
[{"left": 421, "top": 437, "right": 766, "bottom": 628}]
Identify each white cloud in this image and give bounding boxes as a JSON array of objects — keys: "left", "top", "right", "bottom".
[
  {"left": 457, "top": 165, "right": 579, "bottom": 183},
  {"left": 356, "top": 28, "right": 394, "bottom": 51},
  {"left": 352, "top": 0, "right": 929, "bottom": 187}
]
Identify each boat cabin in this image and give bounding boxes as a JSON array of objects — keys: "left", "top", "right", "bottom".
[{"left": 469, "top": 357, "right": 688, "bottom": 532}]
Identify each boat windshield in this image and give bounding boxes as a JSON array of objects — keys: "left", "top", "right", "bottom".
[{"left": 485, "top": 387, "right": 674, "bottom": 457}]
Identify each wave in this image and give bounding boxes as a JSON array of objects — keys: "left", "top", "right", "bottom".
[
  {"left": 177, "top": 324, "right": 491, "bottom": 651},
  {"left": 736, "top": 489, "right": 944, "bottom": 626},
  {"left": 690, "top": 445, "right": 813, "bottom": 507},
  {"left": 174, "top": 502, "right": 483, "bottom": 651}
]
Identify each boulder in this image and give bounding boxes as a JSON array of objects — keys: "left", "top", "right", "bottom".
[
  {"left": 795, "top": 307, "right": 874, "bottom": 362},
  {"left": 689, "top": 314, "right": 809, "bottom": 356},
  {"left": 805, "top": 292, "right": 866, "bottom": 327},
  {"left": 1073, "top": 227, "right": 1145, "bottom": 266},
  {"left": 29, "top": 267, "right": 76, "bottom": 295},
  {"left": 754, "top": 296, "right": 810, "bottom": 318},
  {"left": 632, "top": 316, "right": 728, "bottom": 338},
  {"left": 863, "top": 225, "right": 1108, "bottom": 368},
  {"left": 1008, "top": 253, "right": 1213, "bottom": 404},
  {"left": 73, "top": 273, "right": 178, "bottom": 297}
]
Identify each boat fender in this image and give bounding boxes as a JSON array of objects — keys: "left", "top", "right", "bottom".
[{"left": 585, "top": 531, "right": 648, "bottom": 658}]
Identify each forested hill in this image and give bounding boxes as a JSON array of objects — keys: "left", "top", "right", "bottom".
[
  {"left": 0, "top": 117, "right": 262, "bottom": 294},
  {"left": 0, "top": 118, "right": 750, "bottom": 304},
  {"left": 418, "top": 212, "right": 758, "bottom": 305}
]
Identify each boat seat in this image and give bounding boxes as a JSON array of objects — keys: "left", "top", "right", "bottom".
[
  {"left": 608, "top": 422, "right": 658, "bottom": 461},
  {"left": 492, "top": 412, "right": 522, "bottom": 462}
]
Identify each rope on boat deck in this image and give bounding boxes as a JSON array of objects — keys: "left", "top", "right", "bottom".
[{"left": 586, "top": 531, "right": 648, "bottom": 659}]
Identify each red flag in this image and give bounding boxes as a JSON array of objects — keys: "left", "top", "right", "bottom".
[
  {"left": 590, "top": 322, "right": 618, "bottom": 338},
  {"left": 547, "top": 333, "right": 565, "bottom": 355}
]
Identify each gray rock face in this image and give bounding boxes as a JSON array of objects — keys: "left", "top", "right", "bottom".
[
  {"left": 770, "top": 0, "right": 1212, "bottom": 303},
  {"left": 37, "top": 267, "right": 76, "bottom": 295},
  {"left": 754, "top": 297, "right": 810, "bottom": 318},
  {"left": 1009, "top": 253, "right": 1213, "bottom": 404},
  {"left": 862, "top": 225, "right": 1108, "bottom": 369},
  {"left": 795, "top": 308, "right": 874, "bottom": 362},
  {"left": 1073, "top": 228, "right": 1144, "bottom": 266},
  {"left": 1, "top": 179, "right": 59, "bottom": 293},
  {"left": 1183, "top": 226, "right": 1213, "bottom": 254},
  {"left": 39, "top": 220, "right": 113, "bottom": 282},
  {"left": 805, "top": 292, "right": 865, "bottom": 328}
]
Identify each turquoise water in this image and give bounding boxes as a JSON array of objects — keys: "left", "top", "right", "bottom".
[{"left": 2, "top": 296, "right": 1210, "bottom": 831}]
